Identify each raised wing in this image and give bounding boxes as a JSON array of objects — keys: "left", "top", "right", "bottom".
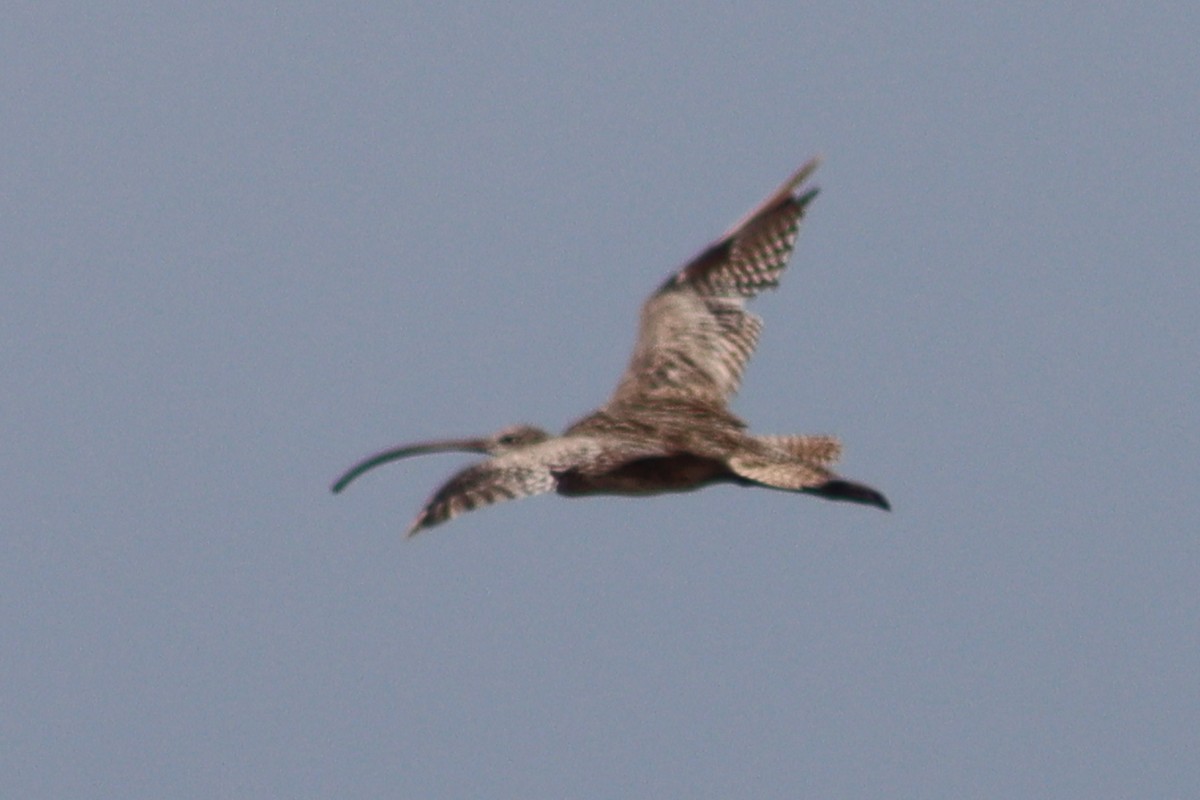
[{"left": 609, "top": 158, "right": 821, "bottom": 407}]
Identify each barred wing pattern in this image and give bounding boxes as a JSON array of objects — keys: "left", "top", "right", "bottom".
[
  {"left": 610, "top": 158, "right": 821, "bottom": 407},
  {"left": 405, "top": 458, "right": 555, "bottom": 536},
  {"left": 405, "top": 436, "right": 664, "bottom": 536}
]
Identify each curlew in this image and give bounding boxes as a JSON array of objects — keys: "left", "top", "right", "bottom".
[{"left": 332, "top": 158, "right": 889, "bottom": 535}]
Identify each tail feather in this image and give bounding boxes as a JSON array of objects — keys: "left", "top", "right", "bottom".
[
  {"left": 729, "top": 444, "right": 891, "bottom": 512},
  {"left": 759, "top": 434, "right": 841, "bottom": 465},
  {"left": 728, "top": 454, "right": 831, "bottom": 491}
]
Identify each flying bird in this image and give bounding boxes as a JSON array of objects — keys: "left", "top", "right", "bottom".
[{"left": 333, "top": 158, "right": 889, "bottom": 535}]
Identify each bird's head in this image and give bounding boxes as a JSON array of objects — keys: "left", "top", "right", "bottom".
[{"left": 486, "top": 423, "right": 551, "bottom": 453}]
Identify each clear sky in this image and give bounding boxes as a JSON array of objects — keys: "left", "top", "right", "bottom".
[{"left": 4, "top": 3, "right": 1198, "bottom": 798}]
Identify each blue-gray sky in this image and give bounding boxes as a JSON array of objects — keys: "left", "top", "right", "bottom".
[{"left": 5, "top": 4, "right": 1198, "bottom": 797}]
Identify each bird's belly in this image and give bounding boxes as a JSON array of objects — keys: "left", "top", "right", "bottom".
[{"left": 555, "top": 454, "right": 732, "bottom": 497}]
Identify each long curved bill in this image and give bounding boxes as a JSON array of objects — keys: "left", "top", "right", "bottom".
[{"left": 330, "top": 437, "right": 490, "bottom": 494}]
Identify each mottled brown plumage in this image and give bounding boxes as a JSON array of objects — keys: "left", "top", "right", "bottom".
[{"left": 333, "top": 158, "right": 889, "bottom": 536}]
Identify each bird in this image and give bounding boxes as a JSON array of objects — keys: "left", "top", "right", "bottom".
[{"left": 332, "top": 157, "right": 889, "bottom": 536}]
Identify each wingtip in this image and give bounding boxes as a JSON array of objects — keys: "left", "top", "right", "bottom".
[
  {"left": 806, "top": 478, "right": 891, "bottom": 512},
  {"left": 790, "top": 155, "right": 822, "bottom": 188},
  {"left": 790, "top": 157, "right": 822, "bottom": 210},
  {"left": 405, "top": 512, "right": 429, "bottom": 538},
  {"left": 718, "top": 155, "right": 823, "bottom": 240},
  {"left": 857, "top": 485, "right": 891, "bottom": 512}
]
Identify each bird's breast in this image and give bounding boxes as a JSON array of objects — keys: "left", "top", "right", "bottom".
[{"left": 554, "top": 454, "right": 732, "bottom": 497}]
